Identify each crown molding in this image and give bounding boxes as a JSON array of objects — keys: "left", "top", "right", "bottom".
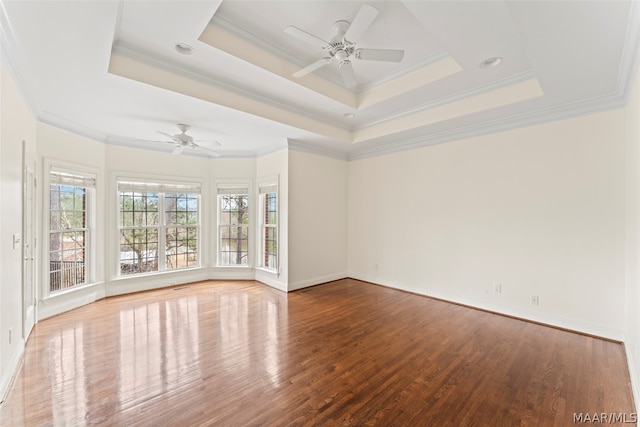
[
  {"left": 348, "top": 90, "right": 628, "bottom": 161},
  {"left": 359, "top": 70, "right": 538, "bottom": 129},
  {"left": 287, "top": 138, "right": 349, "bottom": 160},
  {"left": 111, "top": 43, "right": 350, "bottom": 134},
  {"left": 39, "top": 111, "right": 108, "bottom": 143},
  {"left": 27, "top": 86, "right": 633, "bottom": 164}
]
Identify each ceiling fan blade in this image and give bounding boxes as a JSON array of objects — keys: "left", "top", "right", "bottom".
[
  {"left": 284, "top": 26, "right": 329, "bottom": 50},
  {"left": 171, "top": 145, "right": 185, "bottom": 155},
  {"left": 355, "top": 48, "right": 405, "bottom": 62},
  {"left": 193, "top": 139, "right": 222, "bottom": 147},
  {"left": 344, "top": 4, "right": 378, "bottom": 41},
  {"left": 339, "top": 60, "right": 357, "bottom": 88},
  {"left": 293, "top": 57, "right": 332, "bottom": 78},
  {"left": 194, "top": 144, "right": 222, "bottom": 158},
  {"left": 157, "top": 131, "right": 177, "bottom": 141}
]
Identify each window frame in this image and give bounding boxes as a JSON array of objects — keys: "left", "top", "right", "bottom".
[
  {"left": 216, "top": 182, "right": 251, "bottom": 267},
  {"left": 257, "top": 178, "right": 278, "bottom": 272},
  {"left": 45, "top": 161, "right": 98, "bottom": 296},
  {"left": 116, "top": 177, "right": 202, "bottom": 277}
]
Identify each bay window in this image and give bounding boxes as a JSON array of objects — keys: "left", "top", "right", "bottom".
[{"left": 118, "top": 179, "right": 200, "bottom": 276}]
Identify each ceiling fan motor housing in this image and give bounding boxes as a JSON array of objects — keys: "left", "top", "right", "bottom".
[
  {"left": 175, "top": 123, "right": 194, "bottom": 144},
  {"left": 329, "top": 21, "right": 354, "bottom": 60}
]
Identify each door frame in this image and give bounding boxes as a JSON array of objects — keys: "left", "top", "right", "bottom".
[{"left": 22, "top": 140, "right": 37, "bottom": 340}]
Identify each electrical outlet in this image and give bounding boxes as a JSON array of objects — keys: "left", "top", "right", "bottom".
[
  {"left": 494, "top": 283, "right": 502, "bottom": 293},
  {"left": 8, "top": 328, "right": 12, "bottom": 344},
  {"left": 531, "top": 296, "right": 539, "bottom": 306}
]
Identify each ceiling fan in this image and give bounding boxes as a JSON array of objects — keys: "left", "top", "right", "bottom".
[
  {"left": 284, "top": 4, "right": 405, "bottom": 88},
  {"left": 156, "top": 124, "right": 222, "bottom": 157}
]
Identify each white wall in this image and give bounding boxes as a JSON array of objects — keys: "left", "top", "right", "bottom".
[
  {"left": 0, "top": 59, "right": 37, "bottom": 399},
  {"left": 256, "top": 148, "right": 288, "bottom": 291},
  {"left": 624, "top": 69, "right": 640, "bottom": 409},
  {"left": 348, "top": 109, "right": 627, "bottom": 340},
  {"left": 288, "top": 149, "right": 348, "bottom": 289}
]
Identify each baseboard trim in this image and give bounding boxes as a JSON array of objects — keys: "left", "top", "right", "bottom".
[
  {"left": 346, "top": 275, "right": 625, "bottom": 343},
  {"left": 255, "top": 270, "right": 287, "bottom": 292},
  {"left": 287, "top": 272, "right": 348, "bottom": 292},
  {"left": 623, "top": 334, "right": 640, "bottom": 413},
  {"left": 0, "top": 339, "right": 24, "bottom": 406}
]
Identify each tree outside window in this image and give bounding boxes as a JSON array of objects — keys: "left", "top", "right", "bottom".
[
  {"left": 218, "top": 192, "right": 249, "bottom": 266},
  {"left": 118, "top": 180, "right": 200, "bottom": 276},
  {"left": 258, "top": 181, "right": 277, "bottom": 271},
  {"left": 49, "top": 167, "right": 95, "bottom": 292}
]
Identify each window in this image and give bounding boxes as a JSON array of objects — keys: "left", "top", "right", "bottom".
[
  {"left": 217, "top": 185, "right": 249, "bottom": 266},
  {"left": 258, "top": 182, "right": 278, "bottom": 270},
  {"left": 118, "top": 180, "right": 200, "bottom": 276},
  {"left": 49, "top": 167, "right": 96, "bottom": 293}
]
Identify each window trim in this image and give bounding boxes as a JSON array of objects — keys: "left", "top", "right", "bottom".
[
  {"left": 116, "top": 176, "right": 203, "bottom": 278},
  {"left": 216, "top": 182, "right": 251, "bottom": 267},
  {"left": 257, "top": 176, "right": 279, "bottom": 273},
  {"left": 44, "top": 159, "right": 98, "bottom": 298}
]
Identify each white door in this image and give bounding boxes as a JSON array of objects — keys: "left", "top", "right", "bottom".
[{"left": 23, "top": 154, "right": 36, "bottom": 340}]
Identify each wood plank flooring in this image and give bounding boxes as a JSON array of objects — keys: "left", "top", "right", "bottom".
[{"left": 0, "top": 279, "right": 636, "bottom": 426}]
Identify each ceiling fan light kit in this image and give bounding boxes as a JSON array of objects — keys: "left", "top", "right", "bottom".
[
  {"left": 285, "top": 3, "right": 405, "bottom": 88},
  {"left": 156, "top": 124, "right": 222, "bottom": 157}
]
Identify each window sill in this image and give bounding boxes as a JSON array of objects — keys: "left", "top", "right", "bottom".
[
  {"left": 255, "top": 266, "right": 278, "bottom": 275},
  {"left": 110, "top": 266, "right": 207, "bottom": 282},
  {"left": 213, "top": 265, "right": 254, "bottom": 269},
  {"left": 43, "top": 281, "right": 105, "bottom": 302}
]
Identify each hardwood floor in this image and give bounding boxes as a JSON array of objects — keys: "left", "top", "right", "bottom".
[{"left": 0, "top": 279, "right": 635, "bottom": 426}]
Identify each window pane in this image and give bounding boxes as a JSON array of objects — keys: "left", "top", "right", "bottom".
[
  {"left": 265, "top": 193, "right": 277, "bottom": 225},
  {"left": 260, "top": 191, "right": 277, "bottom": 270},
  {"left": 72, "top": 211, "right": 85, "bottom": 229},
  {"left": 119, "top": 211, "right": 129, "bottom": 226},
  {"left": 187, "top": 211, "right": 198, "bottom": 225},
  {"left": 49, "top": 180, "right": 89, "bottom": 293},
  {"left": 219, "top": 211, "right": 231, "bottom": 225},
  {"left": 267, "top": 212, "right": 276, "bottom": 224},
  {"left": 118, "top": 186, "right": 198, "bottom": 276},
  {"left": 166, "top": 193, "right": 198, "bottom": 226},
  {"left": 218, "top": 193, "right": 249, "bottom": 266},
  {"left": 119, "top": 229, "right": 158, "bottom": 275},
  {"left": 166, "top": 227, "right": 198, "bottom": 270},
  {"left": 50, "top": 186, "right": 60, "bottom": 209},
  {"left": 263, "top": 227, "right": 277, "bottom": 269}
]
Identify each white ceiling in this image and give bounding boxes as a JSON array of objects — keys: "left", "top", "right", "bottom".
[{"left": 1, "top": 0, "right": 638, "bottom": 159}]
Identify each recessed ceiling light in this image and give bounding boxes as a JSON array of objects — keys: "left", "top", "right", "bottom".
[
  {"left": 344, "top": 113, "right": 355, "bottom": 118},
  {"left": 174, "top": 42, "right": 194, "bottom": 55},
  {"left": 479, "top": 57, "right": 502, "bottom": 68}
]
